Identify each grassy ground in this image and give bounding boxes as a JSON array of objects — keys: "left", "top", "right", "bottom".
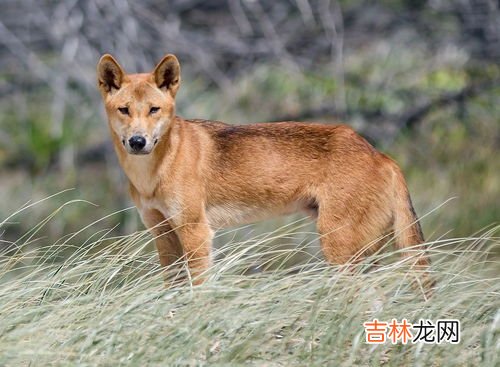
[{"left": 0, "top": 202, "right": 498, "bottom": 366}]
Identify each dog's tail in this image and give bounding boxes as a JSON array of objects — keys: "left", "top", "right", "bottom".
[
  {"left": 389, "top": 159, "right": 433, "bottom": 294},
  {"left": 391, "top": 164, "right": 426, "bottom": 264}
]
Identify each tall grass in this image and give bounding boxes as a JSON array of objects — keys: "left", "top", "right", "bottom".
[{"left": 0, "top": 200, "right": 498, "bottom": 366}]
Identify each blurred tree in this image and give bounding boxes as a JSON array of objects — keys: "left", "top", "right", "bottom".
[{"left": 454, "top": 0, "right": 500, "bottom": 61}]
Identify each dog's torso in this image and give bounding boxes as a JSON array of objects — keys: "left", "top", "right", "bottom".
[{"left": 125, "top": 117, "right": 384, "bottom": 230}]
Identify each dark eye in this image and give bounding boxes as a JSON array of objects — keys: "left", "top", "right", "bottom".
[
  {"left": 118, "top": 107, "right": 129, "bottom": 115},
  {"left": 149, "top": 106, "right": 160, "bottom": 115}
]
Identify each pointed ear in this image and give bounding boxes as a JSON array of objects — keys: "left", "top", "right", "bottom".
[
  {"left": 97, "top": 54, "right": 125, "bottom": 94},
  {"left": 153, "top": 54, "right": 181, "bottom": 97}
]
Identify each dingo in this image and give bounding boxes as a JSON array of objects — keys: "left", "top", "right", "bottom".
[{"left": 97, "top": 54, "right": 431, "bottom": 286}]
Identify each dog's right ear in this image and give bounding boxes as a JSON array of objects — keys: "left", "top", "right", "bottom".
[
  {"left": 153, "top": 54, "right": 181, "bottom": 97},
  {"left": 97, "top": 54, "right": 125, "bottom": 94}
]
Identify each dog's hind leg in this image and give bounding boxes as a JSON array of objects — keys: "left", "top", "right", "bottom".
[{"left": 315, "top": 190, "right": 392, "bottom": 268}]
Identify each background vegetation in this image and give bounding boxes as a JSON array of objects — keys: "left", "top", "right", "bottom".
[
  {"left": 0, "top": 0, "right": 498, "bottom": 365},
  {"left": 0, "top": 0, "right": 499, "bottom": 241}
]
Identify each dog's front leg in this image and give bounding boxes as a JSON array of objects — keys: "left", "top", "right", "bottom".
[
  {"left": 140, "top": 209, "right": 183, "bottom": 266},
  {"left": 139, "top": 208, "right": 185, "bottom": 285},
  {"left": 174, "top": 218, "right": 214, "bottom": 285}
]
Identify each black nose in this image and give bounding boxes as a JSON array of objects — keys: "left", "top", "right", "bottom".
[{"left": 128, "top": 135, "right": 146, "bottom": 151}]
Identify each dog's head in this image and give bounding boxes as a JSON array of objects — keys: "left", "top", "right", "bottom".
[{"left": 97, "top": 54, "right": 180, "bottom": 155}]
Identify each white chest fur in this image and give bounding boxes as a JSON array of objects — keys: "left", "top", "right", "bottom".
[{"left": 123, "top": 155, "right": 157, "bottom": 196}]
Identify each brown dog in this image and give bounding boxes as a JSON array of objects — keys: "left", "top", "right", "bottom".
[{"left": 97, "top": 54, "right": 430, "bottom": 286}]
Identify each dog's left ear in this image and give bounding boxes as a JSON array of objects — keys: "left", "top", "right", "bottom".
[
  {"left": 153, "top": 54, "right": 181, "bottom": 97},
  {"left": 97, "top": 54, "right": 125, "bottom": 94}
]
